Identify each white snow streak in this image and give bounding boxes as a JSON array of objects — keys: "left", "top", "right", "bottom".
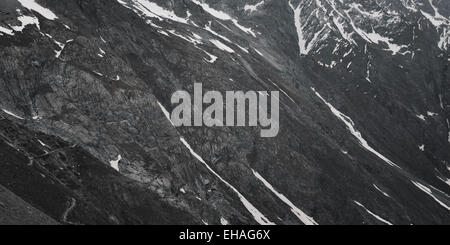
[
  {"left": 252, "top": 170, "right": 318, "bottom": 225},
  {"left": 37, "top": 139, "right": 50, "bottom": 149},
  {"left": 1, "top": 109, "right": 25, "bottom": 120},
  {"left": 167, "top": 30, "right": 202, "bottom": 45},
  {"left": 365, "top": 61, "right": 372, "bottom": 83},
  {"left": 157, "top": 101, "right": 175, "bottom": 127},
  {"left": 439, "top": 94, "right": 444, "bottom": 109},
  {"left": 0, "top": 26, "right": 14, "bottom": 36},
  {"left": 437, "top": 176, "right": 450, "bottom": 188},
  {"left": 156, "top": 101, "right": 273, "bottom": 225},
  {"left": 93, "top": 71, "right": 104, "bottom": 77},
  {"left": 271, "top": 81, "right": 296, "bottom": 104},
  {"left": 354, "top": 201, "right": 393, "bottom": 225},
  {"left": 312, "top": 88, "right": 401, "bottom": 169},
  {"left": 205, "top": 24, "right": 232, "bottom": 43},
  {"left": 446, "top": 119, "right": 450, "bottom": 143},
  {"left": 210, "top": 39, "right": 235, "bottom": 53},
  {"left": 289, "top": 2, "right": 308, "bottom": 55},
  {"left": 411, "top": 181, "right": 450, "bottom": 211},
  {"left": 180, "top": 137, "right": 274, "bottom": 225},
  {"left": 373, "top": 184, "right": 391, "bottom": 198}
]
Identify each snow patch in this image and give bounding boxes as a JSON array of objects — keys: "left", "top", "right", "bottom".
[
  {"left": 220, "top": 217, "right": 229, "bottom": 225},
  {"left": 44, "top": 33, "right": 72, "bottom": 58},
  {"left": 419, "top": 0, "right": 449, "bottom": 50},
  {"left": 117, "top": 0, "right": 189, "bottom": 24},
  {"left": 202, "top": 50, "right": 218, "bottom": 63},
  {"left": 98, "top": 48, "right": 106, "bottom": 58},
  {"left": 110, "top": 155, "right": 122, "bottom": 172},
  {"left": 401, "top": 0, "right": 419, "bottom": 12},
  {"left": 17, "top": 0, "right": 58, "bottom": 20},
  {"left": 416, "top": 114, "right": 426, "bottom": 121},
  {"left": 191, "top": 0, "right": 256, "bottom": 37},
  {"left": 244, "top": 1, "right": 264, "bottom": 13},
  {"left": 11, "top": 15, "right": 40, "bottom": 32},
  {"left": 350, "top": 3, "right": 383, "bottom": 19},
  {"left": 418, "top": 144, "right": 425, "bottom": 152},
  {"left": 343, "top": 9, "right": 408, "bottom": 54}
]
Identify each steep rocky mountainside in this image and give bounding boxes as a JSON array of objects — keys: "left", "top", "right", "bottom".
[{"left": 0, "top": 0, "right": 449, "bottom": 225}]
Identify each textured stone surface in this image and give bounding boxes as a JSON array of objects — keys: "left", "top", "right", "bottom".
[{"left": 0, "top": 0, "right": 449, "bottom": 225}]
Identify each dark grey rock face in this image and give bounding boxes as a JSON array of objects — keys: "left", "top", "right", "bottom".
[{"left": 0, "top": 0, "right": 449, "bottom": 225}]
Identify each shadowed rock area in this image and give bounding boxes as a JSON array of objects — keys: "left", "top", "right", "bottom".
[{"left": 0, "top": 0, "right": 449, "bottom": 225}]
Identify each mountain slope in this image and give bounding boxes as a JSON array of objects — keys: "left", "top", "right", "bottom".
[{"left": 0, "top": 0, "right": 449, "bottom": 224}]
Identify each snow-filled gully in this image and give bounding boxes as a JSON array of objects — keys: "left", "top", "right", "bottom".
[
  {"left": 311, "top": 88, "right": 401, "bottom": 169},
  {"left": 312, "top": 88, "right": 450, "bottom": 213},
  {"left": 157, "top": 102, "right": 274, "bottom": 225},
  {"left": 252, "top": 170, "right": 318, "bottom": 225},
  {"left": 158, "top": 100, "right": 319, "bottom": 225},
  {"left": 353, "top": 201, "right": 393, "bottom": 225}
]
